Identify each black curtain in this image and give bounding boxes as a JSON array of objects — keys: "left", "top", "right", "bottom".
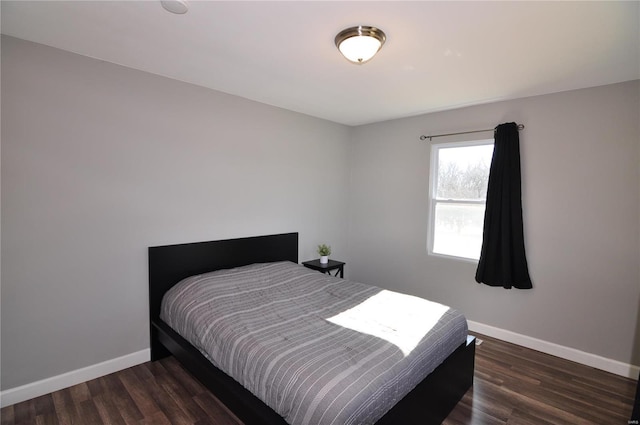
[{"left": 475, "top": 122, "right": 532, "bottom": 289}]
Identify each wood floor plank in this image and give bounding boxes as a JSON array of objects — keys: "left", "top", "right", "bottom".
[
  {"left": 137, "top": 411, "right": 172, "bottom": 425},
  {"left": 143, "top": 374, "right": 194, "bottom": 425},
  {"left": 86, "top": 379, "right": 104, "bottom": 399},
  {"left": 109, "top": 388, "right": 144, "bottom": 424},
  {"left": 444, "top": 395, "right": 507, "bottom": 425},
  {"left": 33, "top": 413, "right": 59, "bottom": 425},
  {"left": 13, "top": 398, "right": 36, "bottom": 424},
  {"left": 454, "top": 380, "right": 512, "bottom": 422},
  {"left": 68, "top": 383, "right": 91, "bottom": 407},
  {"left": 158, "top": 376, "right": 209, "bottom": 424},
  {"left": 1, "top": 333, "right": 635, "bottom": 425},
  {"left": 50, "top": 390, "right": 78, "bottom": 425},
  {"left": 130, "top": 363, "right": 155, "bottom": 384},
  {"left": 32, "top": 395, "right": 55, "bottom": 418},
  {"left": 77, "top": 399, "right": 103, "bottom": 424},
  {"left": 98, "top": 373, "right": 144, "bottom": 425},
  {"left": 1, "top": 406, "right": 15, "bottom": 425},
  {"left": 93, "top": 394, "right": 127, "bottom": 425},
  {"left": 117, "top": 368, "right": 162, "bottom": 419}
]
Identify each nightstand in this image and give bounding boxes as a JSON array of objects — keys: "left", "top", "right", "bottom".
[{"left": 302, "top": 259, "right": 345, "bottom": 278}]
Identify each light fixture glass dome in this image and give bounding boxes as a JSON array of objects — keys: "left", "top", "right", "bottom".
[
  {"left": 335, "top": 26, "right": 386, "bottom": 64},
  {"left": 161, "top": 0, "right": 189, "bottom": 14}
]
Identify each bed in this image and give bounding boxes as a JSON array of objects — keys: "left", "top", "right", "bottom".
[{"left": 149, "top": 232, "right": 474, "bottom": 424}]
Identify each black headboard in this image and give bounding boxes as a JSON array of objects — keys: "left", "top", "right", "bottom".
[{"left": 148, "top": 232, "right": 298, "bottom": 322}]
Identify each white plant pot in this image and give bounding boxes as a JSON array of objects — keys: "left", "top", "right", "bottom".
[{"left": 320, "top": 256, "right": 329, "bottom": 264}]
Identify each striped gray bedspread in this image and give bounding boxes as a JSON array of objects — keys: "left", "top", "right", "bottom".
[{"left": 160, "top": 261, "right": 468, "bottom": 425}]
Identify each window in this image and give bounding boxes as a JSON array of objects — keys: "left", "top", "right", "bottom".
[{"left": 428, "top": 140, "right": 494, "bottom": 261}]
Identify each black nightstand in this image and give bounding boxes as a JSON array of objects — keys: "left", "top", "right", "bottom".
[{"left": 302, "top": 259, "right": 345, "bottom": 278}]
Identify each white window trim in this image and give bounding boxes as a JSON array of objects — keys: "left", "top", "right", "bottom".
[{"left": 427, "top": 138, "right": 493, "bottom": 263}]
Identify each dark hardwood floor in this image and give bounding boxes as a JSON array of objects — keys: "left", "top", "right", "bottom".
[
  {"left": 2, "top": 333, "right": 635, "bottom": 425},
  {"left": 444, "top": 334, "right": 635, "bottom": 425}
]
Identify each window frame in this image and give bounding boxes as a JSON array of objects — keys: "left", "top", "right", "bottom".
[{"left": 427, "top": 138, "right": 494, "bottom": 263}]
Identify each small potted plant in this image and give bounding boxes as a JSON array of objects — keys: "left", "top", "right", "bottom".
[{"left": 317, "top": 244, "right": 331, "bottom": 264}]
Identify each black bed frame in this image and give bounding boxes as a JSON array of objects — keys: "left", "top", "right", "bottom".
[{"left": 149, "top": 232, "right": 475, "bottom": 425}]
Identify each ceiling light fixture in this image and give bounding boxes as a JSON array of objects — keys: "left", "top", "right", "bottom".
[
  {"left": 161, "top": 0, "right": 189, "bottom": 15},
  {"left": 335, "top": 26, "right": 386, "bottom": 64}
]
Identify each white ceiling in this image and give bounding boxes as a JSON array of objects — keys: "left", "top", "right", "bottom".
[{"left": 2, "top": 1, "right": 639, "bottom": 126}]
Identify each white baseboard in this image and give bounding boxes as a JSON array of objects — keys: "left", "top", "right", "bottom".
[
  {"left": 468, "top": 320, "right": 640, "bottom": 379},
  {"left": 0, "top": 349, "right": 150, "bottom": 408}
]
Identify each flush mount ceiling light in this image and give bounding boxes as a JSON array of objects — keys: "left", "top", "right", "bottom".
[
  {"left": 161, "top": 0, "right": 189, "bottom": 14},
  {"left": 335, "top": 26, "right": 386, "bottom": 64}
]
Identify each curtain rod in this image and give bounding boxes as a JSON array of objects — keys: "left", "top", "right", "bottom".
[{"left": 419, "top": 123, "right": 525, "bottom": 141}]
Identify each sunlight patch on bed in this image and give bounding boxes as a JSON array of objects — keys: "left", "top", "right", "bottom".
[{"left": 327, "top": 290, "right": 449, "bottom": 356}]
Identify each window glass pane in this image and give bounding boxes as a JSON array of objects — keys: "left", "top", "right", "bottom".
[
  {"left": 433, "top": 202, "right": 485, "bottom": 260},
  {"left": 437, "top": 144, "right": 493, "bottom": 200}
]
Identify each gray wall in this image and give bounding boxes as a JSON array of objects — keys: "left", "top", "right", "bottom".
[
  {"left": 2, "top": 34, "right": 639, "bottom": 392},
  {"left": 1, "top": 36, "right": 351, "bottom": 389},
  {"left": 347, "top": 80, "right": 640, "bottom": 365}
]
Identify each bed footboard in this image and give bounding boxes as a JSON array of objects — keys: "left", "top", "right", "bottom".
[
  {"left": 152, "top": 319, "right": 474, "bottom": 425},
  {"left": 376, "top": 335, "right": 475, "bottom": 425}
]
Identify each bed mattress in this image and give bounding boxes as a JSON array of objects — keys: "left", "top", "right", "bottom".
[{"left": 160, "top": 261, "right": 467, "bottom": 425}]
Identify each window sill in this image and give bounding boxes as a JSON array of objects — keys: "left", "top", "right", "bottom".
[{"left": 427, "top": 251, "right": 479, "bottom": 265}]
